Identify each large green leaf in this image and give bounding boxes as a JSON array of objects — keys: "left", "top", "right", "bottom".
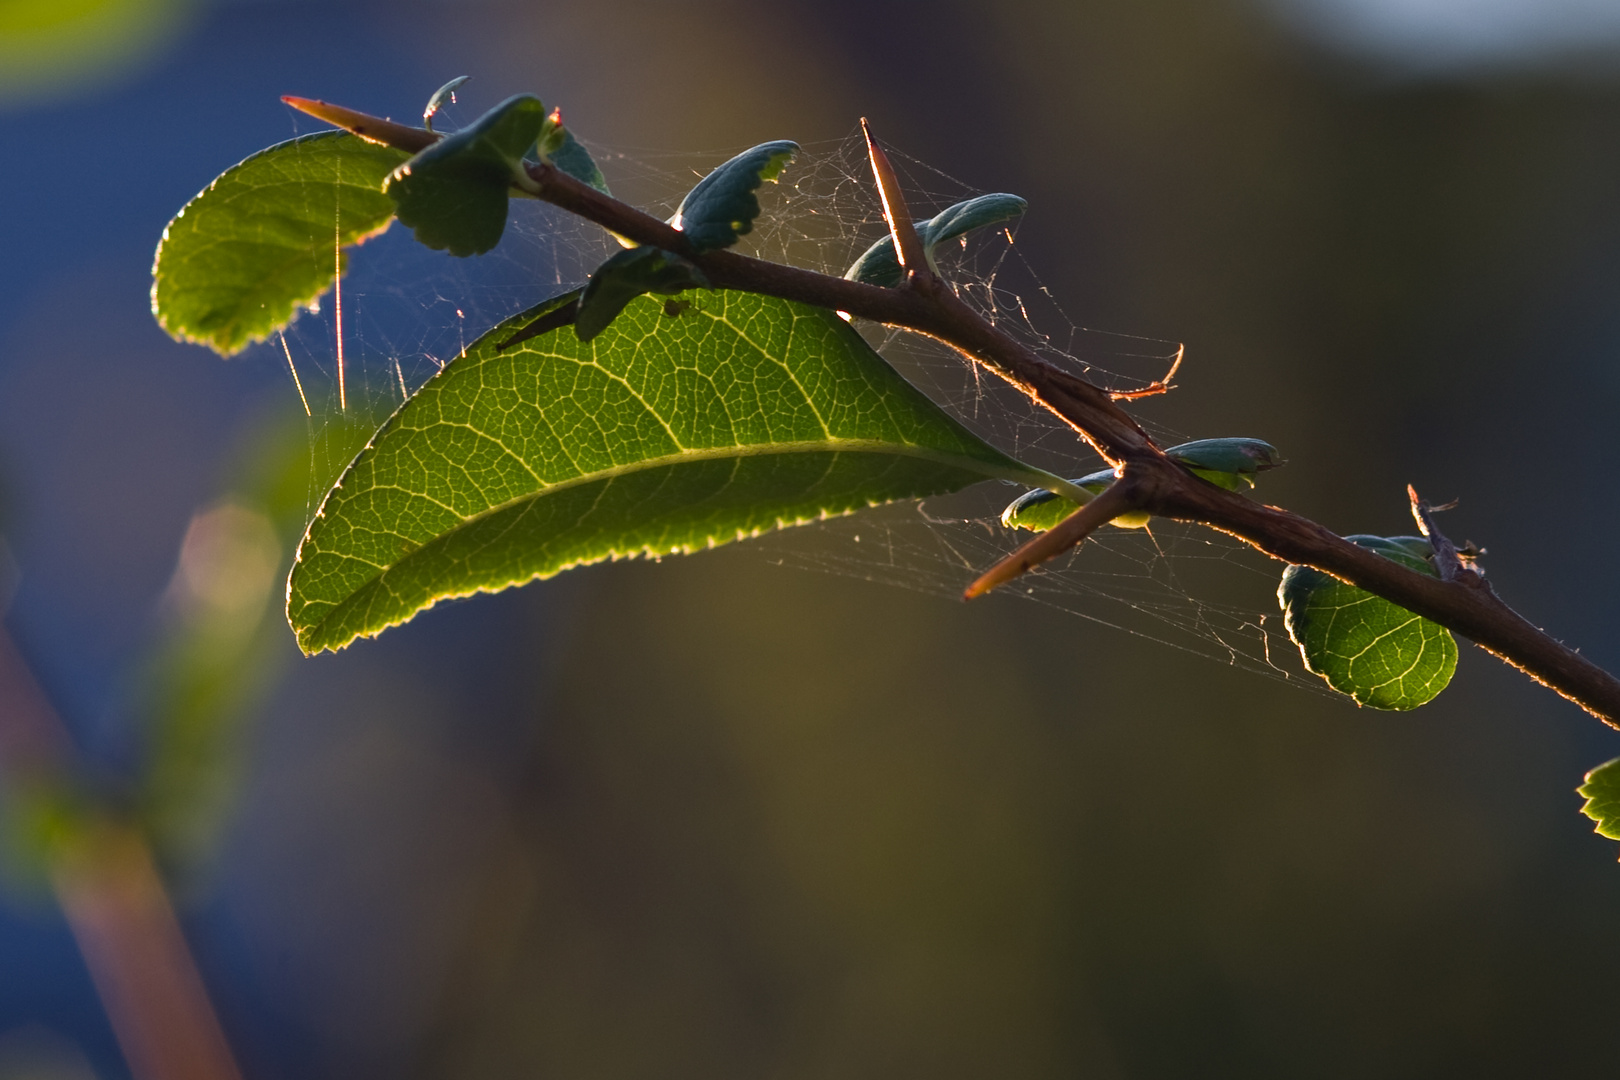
[
  {"left": 386, "top": 94, "right": 548, "bottom": 256},
  {"left": 1278, "top": 535, "right": 1458, "bottom": 710},
  {"left": 289, "top": 290, "right": 1069, "bottom": 653},
  {"left": 152, "top": 131, "right": 409, "bottom": 355},
  {"left": 1579, "top": 759, "right": 1620, "bottom": 856}
]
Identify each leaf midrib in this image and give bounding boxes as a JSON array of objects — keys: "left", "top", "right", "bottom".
[{"left": 297, "top": 436, "right": 1040, "bottom": 630}]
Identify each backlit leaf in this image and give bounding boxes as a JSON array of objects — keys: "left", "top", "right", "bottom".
[
  {"left": 151, "top": 131, "right": 408, "bottom": 355},
  {"left": 288, "top": 290, "right": 1069, "bottom": 653},
  {"left": 1578, "top": 758, "right": 1620, "bottom": 856},
  {"left": 1278, "top": 535, "right": 1458, "bottom": 710},
  {"left": 1003, "top": 468, "right": 1109, "bottom": 532}
]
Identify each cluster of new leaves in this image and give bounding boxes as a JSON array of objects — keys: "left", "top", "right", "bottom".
[{"left": 152, "top": 86, "right": 1479, "bottom": 718}]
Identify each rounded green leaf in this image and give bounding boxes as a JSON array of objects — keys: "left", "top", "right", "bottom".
[
  {"left": 151, "top": 131, "right": 409, "bottom": 355},
  {"left": 1278, "top": 535, "right": 1458, "bottom": 710},
  {"left": 670, "top": 141, "right": 799, "bottom": 252},
  {"left": 288, "top": 290, "right": 1066, "bottom": 653},
  {"left": 1578, "top": 758, "right": 1620, "bottom": 854}
]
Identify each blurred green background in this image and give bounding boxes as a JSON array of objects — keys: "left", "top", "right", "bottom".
[{"left": 4, "top": 0, "right": 1620, "bottom": 1076}]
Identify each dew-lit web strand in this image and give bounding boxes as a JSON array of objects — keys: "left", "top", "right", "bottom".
[
  {"left": 705, "top": 133, "right": 1307, "bottom": 686},
  {"left": 278, "top": 331, "right": 311, "bottom": 417},
  {"left": 272, "top": 124, "right": 1309, "bottom": 687},
  {"left": 333, "top": 207, "right": 346, "bottom": 412}
]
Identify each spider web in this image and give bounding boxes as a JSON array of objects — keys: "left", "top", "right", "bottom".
[{"left": 268, "top": 115, "right": 1322, "bottom": 692}]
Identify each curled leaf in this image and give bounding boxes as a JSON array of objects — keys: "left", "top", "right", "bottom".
[
  {"left": 846, "top": 192, "right": 1028, "bottom": 287},
  {"left": 1166, "top": 437, "right": 1283, "bottom": 490},
  {"left": 386, "top": 93, "right": 548, "bottom": 256},
  {"left": 422, "top": 75, "right": 470, "bottom": 131},
  {"left": 1000, "top": 437, "right": 1280, "bottom": 532},
  {"left": 670, "top": 140, "right": 799, "bottom": 251},
  {"left": 1279, "top": 535, "right": 1457, "bottom": 710},
  {"left": 1001, "top": 468, "right": 1149, "bottom": 531},
  {"left": 152, "top": 131, "right": 408, "bottom": 355},
  {"left": 1578, "top": 758, "right": 1620, "bottom": 856},
  {"left": 575, "top": 246, "right": 710, "bottom": 341}
]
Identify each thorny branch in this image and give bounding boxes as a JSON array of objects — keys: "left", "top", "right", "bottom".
[{"left": 285, "top": 96, "right": 1620, "bottom": 728}]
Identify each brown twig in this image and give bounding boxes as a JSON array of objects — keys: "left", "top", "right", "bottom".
[
  {"left": 1408, "top": 485, "right": 1477, "bottom": 584},
  {"left": 282, "top": 97, "right": 438, "bottom": 153},
  {"left": 286, "top": 97, "right": 1620, "bottom": 727},
  {"left": 964, "top": 481, "right": 1134, "bottom": 599},
  {"left": 1109, "top": 343, "right": 1184, "bottom": 401}
]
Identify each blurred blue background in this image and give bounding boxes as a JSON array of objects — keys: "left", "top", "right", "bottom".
[{"left": 5, "top": 0, "right": 1620, "bottom": 1076}]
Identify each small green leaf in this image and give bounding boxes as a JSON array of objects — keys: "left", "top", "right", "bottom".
[
  {"left": 670, "top": 140, "right": 798, "bottom": 251},
  {"left": 530, "top": 108, "right": 611, "bottom": 197},
  {"left": 1001, "top": 468, "right": 1153, "bottom": 531},
  {"left": 1000, "top": 437, "right": 1280, "bottom": 532},
  {"left": 289, "top": 290, "right": 1069, "bottom": 654},
  {"left": 386, "top": 93, "right": 548, "bottom": 256},
  {"left": 151, "top": 131, "right": 409, "bottom": 355},
  {"left": 1578, "top": 759, "right": 1620, "bottom": 853},
  {"left": 1169, "top": 437, "right": 1283, "bottom": 490},
  {"left": 423, "top": 75, "right": 470, "bottom": 131},
  {"left": 846, "top": 192, "right": 1028, "bottom": 287},
  {"left": 548, "top": 128, "right": 611, "bottom": 195},
  {"left": 1279, "top": 535, "right": 1458, "bottom": 710},
  {"left": 575, "top": 246, "right": 710, "bottom": 341},
  {"left": 922, "top": 192, "right": 1028, "bottom": 247}
]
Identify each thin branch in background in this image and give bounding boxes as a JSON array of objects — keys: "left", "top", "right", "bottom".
[{"left": 0, "top": 628, "right": 244, "bottom": 1080}]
